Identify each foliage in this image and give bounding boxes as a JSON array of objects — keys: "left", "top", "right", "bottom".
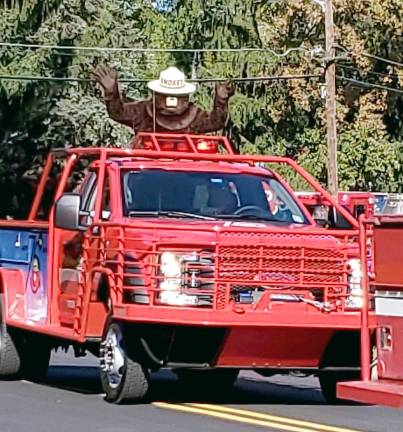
[
  {"left": 0, "top": 0, "right": 402, "bottom": 217},
  {"left": 257, "top": 0, "right": 402, "bottom": 191}
]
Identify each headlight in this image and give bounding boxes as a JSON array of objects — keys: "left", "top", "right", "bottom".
[
  {"left": 349, "top": 258, "right": 362, "bottom": 279},
  {"left": 346, "top": 258, "right": 363, "bottom": 308},
  {"left": 158, "top": 251, "right": 198, "bottom": 306},
  {"left": 160, "top": 252, "right": 181, "bottom": 278}
]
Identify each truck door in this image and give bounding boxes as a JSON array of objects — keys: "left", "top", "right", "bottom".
[
  {"left": 56, "top": 172, "right": 97, "bottom": 326},
  {"left": 56, "top": 171, "right": 111, "bottom": 328}
]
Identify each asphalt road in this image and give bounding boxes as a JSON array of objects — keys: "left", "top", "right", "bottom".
[{"left": 0, "top": 350, "right": 402, "bottom": 432}]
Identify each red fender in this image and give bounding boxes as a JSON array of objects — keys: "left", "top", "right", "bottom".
[
  {"left": 0, "top": 268, "right": 26, "bottom": 323},
  {"left": 81, "top": 268, "right": 117, "bottom": 338}
]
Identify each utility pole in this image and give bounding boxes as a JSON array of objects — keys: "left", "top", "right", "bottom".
[{"left": 324, "top": 0, "right": 338, "bottom": 196}]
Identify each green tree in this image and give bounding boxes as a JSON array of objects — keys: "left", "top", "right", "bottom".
[
  {"left": 257, "top": 0, "right": 402, "bottom": 190},
  {"left": 0, "top": 0, "right": 402, "bottom": 217}
]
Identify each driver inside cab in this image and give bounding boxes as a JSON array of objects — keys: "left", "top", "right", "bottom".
[
  {"left": 206, "top": 183, "right": 238, "bottom": 215},
  {"left": 263, "top": 182, "right": 293, "bottom": 222}
]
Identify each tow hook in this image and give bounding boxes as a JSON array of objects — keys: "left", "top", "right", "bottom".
[
  {"left": 271, "top": 294, "right": 333, "bottom": 313},
  {"left": 298, "top": 297, "right": 333, "bottom": 313},
  {"left": 232, "top": 305, "right": 246, "bottom": 314}
]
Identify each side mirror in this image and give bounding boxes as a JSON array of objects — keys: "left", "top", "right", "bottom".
[
  {"left": 54, "top": 193, "right": 86, "bottom": 231},
  {"left": 312, "top": 205, "right": 330, "bottom": 228},
  {"left": 314, "top": 217, "right": 330, "bottom": 228}
]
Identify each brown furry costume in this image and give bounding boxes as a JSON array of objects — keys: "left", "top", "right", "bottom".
[{"left": 91, "top": 65, "right": 235, "bottom": 133}]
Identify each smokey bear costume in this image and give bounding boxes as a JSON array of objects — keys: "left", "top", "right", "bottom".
[{"left": 91, "top": 65, "right": 235, "bottom": 133}]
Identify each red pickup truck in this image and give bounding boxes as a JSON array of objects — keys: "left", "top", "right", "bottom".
[{"left": 0, "top": 133, "right": 368, "bottom": 404}]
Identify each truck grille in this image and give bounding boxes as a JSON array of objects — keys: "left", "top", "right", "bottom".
[
  {"left": 215, "top": 232, "right": 348, "bottom": 309},
  {"left": 218, "top": 245, "right": 345, "bottom": 283}
]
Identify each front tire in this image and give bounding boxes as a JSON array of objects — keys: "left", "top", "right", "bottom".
[
  {"left": 319, "top": 371, "right": 359, "bottom": 404},
  {"left": 0, "top": 295, "right": 21, "bottom": 378},
  {"left": 0, "top": 323, "right": 21, "bottom": 378},
  {"left": 319, "top": 332, "right": 360, "bottom": 404},
  {"left": 100, "top": 322, "right": 149, "bottom": 404}
]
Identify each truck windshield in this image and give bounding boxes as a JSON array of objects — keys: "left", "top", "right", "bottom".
[{"left": 122, "top": 170, "right": 308, "bottom": 224}]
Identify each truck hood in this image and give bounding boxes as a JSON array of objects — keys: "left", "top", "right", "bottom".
[
  {"left": 119, "top": 217, "right": 346, "bottom": 250},
  {"left": 122, "top": 216, "right": 310, "bottom": 230}
]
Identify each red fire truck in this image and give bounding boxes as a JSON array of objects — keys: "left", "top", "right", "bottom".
[
  {"left": 337, "top": 215, "right": 403, "bottom": 408},
  {"left": 0, "top": 133, "right": 369, "bottom": 404},
  {"left": 296, "top": 191, "right": 375, "bottom": 223}
]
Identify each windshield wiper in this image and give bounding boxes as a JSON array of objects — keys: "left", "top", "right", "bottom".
[
  {"left": 215, "top": 213, "right": 279, "bottom": 222},
  {"left": 128, "top": 210, "right": 217, "bottom": 220},
  {"left": 220, "top": 214, "right": 306, "bottom": 224}
]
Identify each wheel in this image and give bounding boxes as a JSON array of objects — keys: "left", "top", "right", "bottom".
[
  {"left": 319, "top": 332, "right": 360, "bottom": 404},
  {"left": 20, "top": 336, "right": 51, "bottom": 382},
  {"left": 175, "top": 368, "right": 239, "bottom": 393},
  {"left": 319, "top": 371, "right": 359, "bottom": 404},
  {"left": 100, "top": 322, "right": 149, "bottom": 404},
  {"left": 0, "top": 295, "right": 22, "bottom": 378}
]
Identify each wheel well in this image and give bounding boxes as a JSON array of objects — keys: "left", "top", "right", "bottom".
[
  {"left": 320, "top": 330, "right": 360, "bottom": 368},
  {"left": 97, "top": 275, "right": 110, "bottom": 304},
  {"left": 91, "top": 273, "right": 111, "bottom": 306}
]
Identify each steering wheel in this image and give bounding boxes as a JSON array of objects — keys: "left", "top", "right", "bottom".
[
  {"left": 234, "top": 205, "right": 266, "bottom": 216},
  {"left": 277, "top": 201, "right": 288, "bottom": 212}
]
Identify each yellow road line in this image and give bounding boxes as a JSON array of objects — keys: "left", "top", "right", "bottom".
[
  {"left": 154, "top": 402, "right": 322, "bottom": 432},
  {"left": 153, "top": 402, "right": 362, "bottom": 432},
  {"left": 187, "top": 404, "right": 362, "bottom": 432}
]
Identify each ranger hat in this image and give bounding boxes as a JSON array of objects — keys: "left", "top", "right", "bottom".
[{"left": 147, "top": 66, "right": 196, "bottom": 95}]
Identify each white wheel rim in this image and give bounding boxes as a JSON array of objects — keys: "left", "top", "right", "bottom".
[{"left": 100, "top": 325, "right": 126, "bottom": 389}]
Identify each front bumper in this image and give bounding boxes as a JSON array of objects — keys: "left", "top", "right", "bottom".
[{"left": 113, "top": 303, "right": 375, "bottom": 329}]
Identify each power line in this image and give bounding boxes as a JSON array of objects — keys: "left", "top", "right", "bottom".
[
  {"left": 361, "top": 52, "right": 403, "bottom": 68},
  {"left": 0, "top": 73, "right": 322, "bottom": 83},
  {"left": 334, "top": 44, "right": 403, "bottom": 68},
  {"left": 0, "top": 41, "right": 313, "bottom": 58},
  {"left": 337, "top": 64, "right": 403, "bottom": 79},
  {"left": 336, "top": 75, "right": 403, "bottom": 95},
  {"left": 0, "top": 75, "right": 87, "bottom": 83}
]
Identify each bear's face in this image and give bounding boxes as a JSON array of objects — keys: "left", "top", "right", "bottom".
[{"left": 154, "top": 93, "right": 190, "bottom": 116}]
